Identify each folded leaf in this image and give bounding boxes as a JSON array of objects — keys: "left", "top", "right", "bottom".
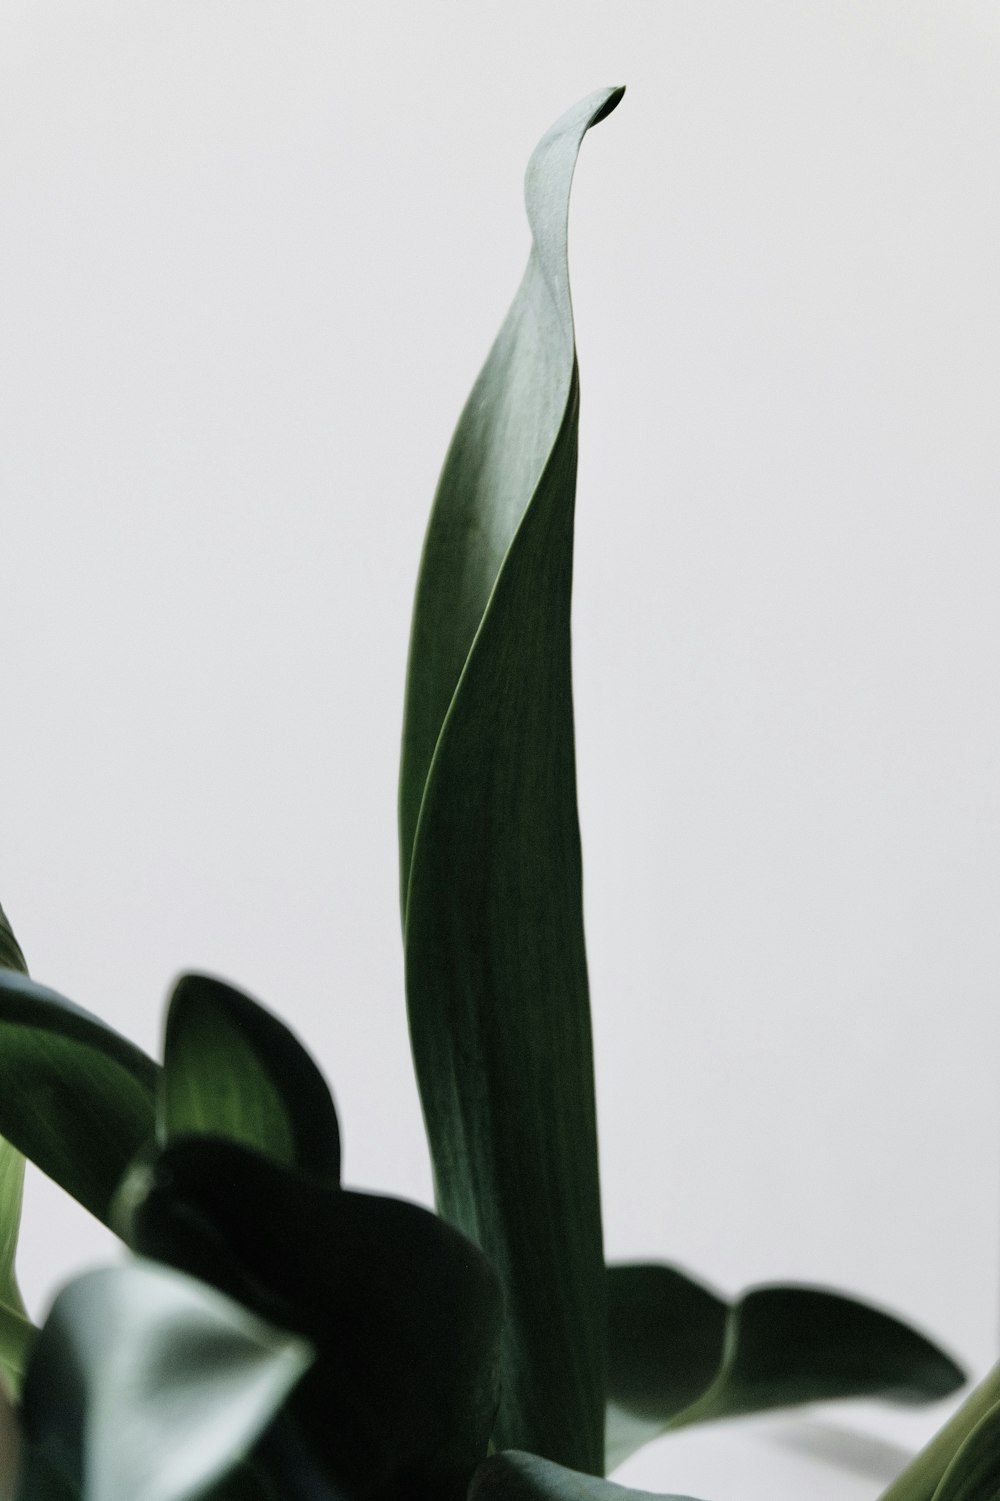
[
  {"left": 469, "top": 1452, "right": 704, "bottom": 1501},
  {"left": 118, "top": 1136, "right": 503, "bottom": 1501},
  {"left": 400, "top": 85, "right": 623, "bottom": 1475},
  {"left": 0, "top": 970, "right": 157, "bottom": 1226},
  {"left": 161, "top": 973, "right": 340, "bottom": 1179},
  {"left": 20, "top": 1259, "right": 310, "bottom": 1501},
  {"left": 607, "top": 1263, "right": 965, "bottom": 1470}
]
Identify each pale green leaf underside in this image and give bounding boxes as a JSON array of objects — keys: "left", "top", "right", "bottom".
[
  {"left": 400, "top": 87, "right": 623, "bottom": 1474},
  {"left": 22, "top": 1259, "right": 311, "bottom": 1501}
]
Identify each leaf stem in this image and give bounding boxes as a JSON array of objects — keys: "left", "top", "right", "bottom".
[{"left": 879, "top": 1362, "right": 1000, "bottom": 1501}]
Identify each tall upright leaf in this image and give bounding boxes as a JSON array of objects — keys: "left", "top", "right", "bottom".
[{"left": 400, "top": 87, "right": 623, "bottom": 1473}]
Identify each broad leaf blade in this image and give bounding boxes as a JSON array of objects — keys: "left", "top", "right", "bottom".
[
  {"left": 20, "top": 1259, "right": 310, "bottom": 1501},
  {"left": 0, "top": 970, "right": 157, "bottom": 1225},
  {"left": 400, "top": 86, "right": 623, "bottom": 1475},
  {"left": 119, "top": 1136, "right": 503, "bottom": 1501},
  {"left": 161, "top": 974, "right": 340, "bottom": 1179},
  {"left": 607, "top": 1264, "right": 965, "bottom": 1470},
  {"left": 469, "top": 1452, "right": 704, "bottom": 1501}
]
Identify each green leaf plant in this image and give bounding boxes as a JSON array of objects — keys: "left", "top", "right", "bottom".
[{"left": 0, "top": 85, "right": 991, "bottom": 1501}]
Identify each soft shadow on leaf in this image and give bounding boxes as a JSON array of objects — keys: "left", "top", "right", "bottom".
[
  {"left": 400, "top": 85, "right": 623, "bottom": 1475},
  {"left": 161, "top": 973, "right": 340, "bottom": 1179},
  {"left": 469, "top": 1451, "right": 704, "bottom": 1501},
  {"left": 0, "top": 970, "right": 157, "bottom": 1226},
  {"left": 19, "top": 1260, "right": 310, "bottom": 1501},
  {"left": 607, "top": 1264, "right": 965, "bottom": 1470},
  {"left": 118, "top": 1136, "right": 502, "bottom": 1501}
]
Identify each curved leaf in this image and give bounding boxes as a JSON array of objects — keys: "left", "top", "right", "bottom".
[
  {"left": 932, "top": 1400, "right": 1000, "bottom": 1501},
  {"left": 0, "top": 908, "right": 36, "bottom": 1392},
  {"left": 20, "top": 1259, "right": 310, "bottom": 1501},
  {"left": 0, "top": 970, "right": 157, "bottom": 1225},
  {"left": 118, "top": 1136, "right": 502, "bottom": 1501},
  {"left": 606, "top": 1264, "right": 727, "bottom": 1468},
  {"left": 607, "top": 1263, "right": 965, "bottom": 1470},
  {"left": 879, "top": 1363, "right": 1000, "bottom": 1501},
  {"left": 161, "top": 974, "right": 340, "bottom": 1179},
  {"left": 400, "top": 85, "right": 623, "bottom": 1474},
  {"left": 0, "top": 907, "right": 27, "bottom": 977},
  {"left": 469, "top": 1452, "right": 704, "bottom": 1501}
]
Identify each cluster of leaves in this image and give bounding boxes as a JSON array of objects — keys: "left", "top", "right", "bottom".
[{"left": 1, "top": 87, "right": 997, "bottom": 1501}]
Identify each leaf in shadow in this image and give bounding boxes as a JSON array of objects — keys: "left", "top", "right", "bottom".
[
  {"left": 118, "top": 1137, "right": 502, "bottom": 1501},
  {"left": 400, "top": 85, "right": 623, "bottom": 1475},
  {"left": 161, "top": 973, "right": 340, "bottom": 1179}
]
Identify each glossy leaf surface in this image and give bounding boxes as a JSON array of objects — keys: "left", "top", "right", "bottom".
[
  {"left": 120, "top": 1136, "right": 502, "bottom": 1501},
  {"left": 400, "top": 86, "right": 623, "bottom": 1474},
  {"left": 20, "top": 1259, "right": 310, "bottom": 1501},
  {"left": 161, "top": 974, "right": 340, "bottom": 1179},
  {"left": 0, "top": 970, "right": 156, "bottom": 1226},
  {"left": 469, "top": 1452, "right": 703, "bottom": 1501},
  {"left": 607, "top": 1264, "right": 965, "bottom": 1470}
]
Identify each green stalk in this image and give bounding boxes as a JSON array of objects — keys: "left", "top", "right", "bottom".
[{"left": 879, "top": 1363, "right": 1000, "bottom": 1501}]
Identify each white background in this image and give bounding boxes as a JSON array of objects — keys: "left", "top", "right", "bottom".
[{"left": 2, "top": 5, "right": 999, "bottom": 1498}]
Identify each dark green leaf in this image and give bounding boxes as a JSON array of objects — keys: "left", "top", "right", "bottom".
[
  {"left": 20, "top": 1259, "right": 310, "bottom": 1501},
  {"left": 119, "top": 1136, "right": 502, "bottom": 1501},
  {"left": 400, "top": 85, "right": 623, "bottom": 1475},
  {"left": 15, "top": 1454, "right": 80, "bottom": 1501},
  {"left": 0, "top": 970, "right": 157, "bottom": 1226},
  {"left": 469, "top": 1452, "right": 704, "bottom": 1501},
  {"left": 0, "top": 1096, "right": 34, "bottom": 1392},
  {"left": 161, "top": 974, "right": 340, "bottom": 1179},
  {"left": 0, "top": 906, "right": 27, "bottom": 976},
  {"left": 605, "top": 1264, "right": 727, "bottom": 1467},
  {"left": 932, "top": 1400, "right": 1000, "bottom": 1501},
  {"left": 607, "top": 1263, "right": 965, "bottom": 1469},
  {"left": 0, "top": 908, "right": 37, "bottom": 1392}
]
